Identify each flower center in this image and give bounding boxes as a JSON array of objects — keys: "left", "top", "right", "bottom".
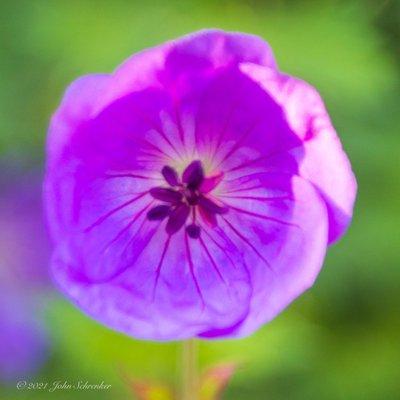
[{"left": 146, "top": 160, "right": 227, "bottom": 238}]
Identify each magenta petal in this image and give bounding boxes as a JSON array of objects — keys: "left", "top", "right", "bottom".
[
  {"left": 206, "top": 173, "right": 328, "bottom": 338},
  {"left": 239, "top": 63, "right": 357, "bottom": 242},
  {"left": 283, "top": 81, "right": 357, "bottom": 243},
  {"left": 46, "top": 74, "right": 111, "bottom": 166},
  {"left": 165, "top": 29, "right": 277, "bottom": 80},
  {"left": 45, "top": 75, "right": 111, "bottom": 241},
  {"left": 98, "top": 43, "right": 170, "bottom": 111},
  {"left": 52, "top": 229, "right": 252, "bottom": 340},
  {"left": 98, "top": 30, "right": 277, "bottom": 113},
  {"left": 193, "top": 67, "right": 300, "bottom": 171}
]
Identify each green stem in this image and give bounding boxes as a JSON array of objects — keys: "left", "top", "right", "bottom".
[{"left": 181, "top": 339, "right": 199, "bottom": 400}]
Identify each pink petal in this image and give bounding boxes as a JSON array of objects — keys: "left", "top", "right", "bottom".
[
  {"left": 240, "top": 63, "right": 357, "bottom": 243},
  {"left": 192, "top": 67, "right": 300, "bottom": 171},
  {"left": 201, "top": 172, "right": 328, "bottom": 338}
]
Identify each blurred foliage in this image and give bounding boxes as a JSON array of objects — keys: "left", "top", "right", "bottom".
[{"left": 1, "top": 0, "right": 399, "bottom": 399}]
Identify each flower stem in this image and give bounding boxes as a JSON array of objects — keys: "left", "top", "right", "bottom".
[{"left": 181, "top": 339, "right": 198, "bottom": 400}]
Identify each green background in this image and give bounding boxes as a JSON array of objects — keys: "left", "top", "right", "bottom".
[{"left": 1, "top": 0, "right": 399, "bottom": 399}]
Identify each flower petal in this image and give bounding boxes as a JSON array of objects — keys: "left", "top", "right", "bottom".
[
  {"left": 45, "top": 85, "right": 172, "bottom": 242},
  {"left": 239, "top": 63, "right": 357, "bottom": 242},
  {"left": 46, "top": 74, "right": 111, "bottom": 167},
  {"left": 192, "top": 67, "right": 301, "bottom": 171},
  {"left": 164, "top": 29, "right": 277, "bottom": 81},
  {"left": 97, "top": 29, "right": 277, "bottom": 115},
  {"left": 52, "top": 222, "right": 253, "bottom": 340},
  {"left": 200, "top": 172, "right": 328, "bottom": 338}
]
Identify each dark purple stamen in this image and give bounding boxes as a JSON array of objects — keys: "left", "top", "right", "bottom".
[
  {"left": 162, "top": 165, "right": 179, "bottom": 186},
  {"left": 147, "top": 160, "right": 228, "bottom": 236},
  {"left": 198, "top": 196, "right": 228, "bottom": 215},
  {"left": 185, "top": 190, "right": 199, "bottom": 205},
  {"left": 182, "top": 160, "right": 204, "bottom": 190},
  {"left": 166, "top": 204, "right": 190, "bottom": 235},
  {"left": 186, "top": 224, "right": 201, "bottom": 239},
  {"left": 150, "top": 187, "right": 183, "bottom": 203},
  {"left": 147, "top": 205, "right": 171, "bottom": 221}
]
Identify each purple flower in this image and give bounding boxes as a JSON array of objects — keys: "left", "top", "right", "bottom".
[
  {"left": 0, "top": 285, "right": 48, "bottom": 382},
  {"left": 44, "top": 30, "right": 356, "bottom": 340},
  {"left": 1, "top": 170, "right": 51, "bottom": 289},
  {"left": 0, "top": 170, "right": 50, "bottom": 381}
]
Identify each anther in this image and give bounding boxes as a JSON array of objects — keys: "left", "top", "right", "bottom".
[
  {"left": 166, "top": 204, "right": 190, "bottom": 235},
  {"left": 162, "top": 165, "right": 179, "bottom": 186},
  {"left": 186, "top": 224, "right": 201, "bottom": 239},
  {"left": 150, "top": 187, "right": 182, "bottom": 204},
  {"left": 182, "top": 160, "right": 204, "bottom": 190},
  {"left": 147, "top": 205, "right": 171, "bottom": 221}
]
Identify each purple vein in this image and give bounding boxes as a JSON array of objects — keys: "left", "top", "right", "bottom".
[
  {"left": 226, "top": 204, "right": 298, "bottom": 228},
  {"left": 213, "top": 118, "right": 262, "bottom": 170},
  {"left": 99, "top": 219, "right": 161, "bottom": 285},
  {"left": 202, "top": 229, "right": 237, "bottom": 270},
  {"left": 224, "top": 142, "right": 302, "bottom": 174},
  {"left": 100, "top": 201, "right": 154, "bottom": 255},
  {"left": 218, "top": 194, "right": 293, "bottom": 202},
  {"left": 209, "top": 99, "right": 240, "bottom": 165},
  {"left": 212, "top": 227, "right": 253, "bottom": 281},
  {"left": 174, "top": 103, "right": 186, "bottom": 148},
  {"left": 185, "top": 232, "right": 205, "bottom": 307},
  {"left": 222, "top": 170, "right": 275, "bottom": 184},
  {"left": 116, "top": 222, "right": 161, "bottom": 282},
  {"left": 121, "top": 103, "right": 185, "bottom": 161},
  {"left": 105, "top": 173, "right": 159, "bottom": 180},
  {"left": 153, "top": 122, "right": 184, "bottom": 160},
  {"left": 224, "top": 154, "right": 273, "bottom": 174},
  {"left": 198, "top": 236, "right": 226, "bottom": 284},
  {"left": 218, "top": 184, "right": 271, "bottom": 195},
  {"left": 132, "top": 107, "right": 183, "bottom": 159},
  {"left": 152, "top": 236, "right": 171, "bottom": 299},
  {"left": 139, "top": 150, "right": 168, "bottom": 160},
  {"left": 222, "top": 217, "right": 274, "bottom": 273},
  {"left": 84, "top": 191, "right": 148, "bottom": 232},
  {"left": 143, "top": 139, "right": 176, "bottom": 162}
]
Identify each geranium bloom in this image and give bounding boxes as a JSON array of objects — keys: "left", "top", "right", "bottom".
[{"left": 44, "top": 30, "right": 356, "bottom": 340}]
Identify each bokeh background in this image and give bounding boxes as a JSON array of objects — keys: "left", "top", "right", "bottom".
[{"left": 1, "top": 0, "right": 399, "bottom": 399}]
